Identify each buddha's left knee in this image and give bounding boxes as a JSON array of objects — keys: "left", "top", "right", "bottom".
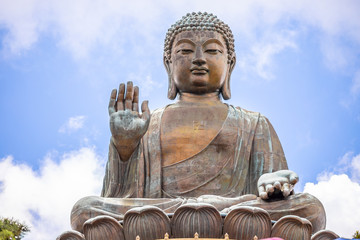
[
  {"left": 269, "top": 192, "right": 326, "bottom": 233},
  {"left": 293, "top": 192, "right": 326, "bottom": 232}
]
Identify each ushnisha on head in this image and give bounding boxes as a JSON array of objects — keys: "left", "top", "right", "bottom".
[{"left": 164, "top": 12, "right": 236, "bottom": 100}]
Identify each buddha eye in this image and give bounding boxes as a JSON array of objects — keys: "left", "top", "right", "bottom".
[
  {"left": 181, "top": 49, "right": 193, "bottom": 54},
  {"left": 177, "top": 49, "right": 193, "bottom": 54},
  {"left": 205, "top": 49, "right": 222, "bottom": 54}
]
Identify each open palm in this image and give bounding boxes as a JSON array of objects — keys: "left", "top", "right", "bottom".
[{"left": 108, "top": 81, "right": 150, "bottom": 161}]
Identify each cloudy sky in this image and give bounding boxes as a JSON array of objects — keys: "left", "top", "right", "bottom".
[{"left": 0, "top": 0, "right": 359, "bottom": 239}]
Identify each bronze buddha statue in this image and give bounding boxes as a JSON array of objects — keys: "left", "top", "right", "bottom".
[{"left": 70, "top": 12, "right": 326, "bottom": 235}]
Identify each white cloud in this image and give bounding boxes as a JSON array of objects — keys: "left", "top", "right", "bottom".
[
  {"left": 0, "top": 0, "right": 167, "bottom": 59},
  {"left": 303, "top": 152, "right": 360, "bottom": 238},
  {"left": 0, "top": 0, "right": 359, "bottom": 84},
  {"left": 59, "top": 115, "right": 86, "bottom": 133},
  {"left": 0, "top": 0, "right": 41, "bottom": 55},
  {"left": 0, "top": 148, "right": 104, "bottom": 240},
  {"left": 0, "top": 0, "right": 359, "bottom": 58},
  {"left": 237, "top": 30, "right": 298, "bottom": 80}
]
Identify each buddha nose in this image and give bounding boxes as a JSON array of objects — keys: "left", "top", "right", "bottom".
[{"left": 192, "top": 48, "right": 206, "bottom": 65}]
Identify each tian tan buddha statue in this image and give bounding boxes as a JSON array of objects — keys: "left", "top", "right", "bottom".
[{"left": 69, "top": 12, "right": 328, "bottom": 239}]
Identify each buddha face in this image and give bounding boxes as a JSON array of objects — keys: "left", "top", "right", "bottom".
[{"left": 165, "top": 30, "right": 235, "bottom": 97}]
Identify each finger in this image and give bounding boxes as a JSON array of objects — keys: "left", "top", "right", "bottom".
[
  {"left": 108, "top": 89, "right": 117, "bottom": 115},
  {"left": 260, "top": 192, "right": 268, "bottom": 200},
  {"left": 133, "top": 86, "right": 139, "bottom": 112},
  {"left": 265, "top": 184, "right": 274, "bottom": 194},
  {"left": 125, "top": 81, "right": 133, "bottom": 110},
  {"left": 282, "top": 183, "right": 290, "bottom": 198},
  {"left": 141, "top": 101, "right": 150, "bottom": 121},
  {"left": 273, "top": 181, "right": 281, "bottom": 190},
  {"left": 117, "top": 83, "right": 125, "bottom": 111},
  {"left": 289, "top": 172, "right": 299, "bottom": 185},
  {"left": 258, "top": 185, "right": 268, "bottom": 199}
]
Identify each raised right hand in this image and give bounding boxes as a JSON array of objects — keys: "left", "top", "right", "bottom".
[{"left": 108, "top": 81, "right": 150, "bottom": 161}]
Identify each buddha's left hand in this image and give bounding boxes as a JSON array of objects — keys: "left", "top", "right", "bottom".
[{"left": 257, "top": 170, "right": 299, "bottom": 200}]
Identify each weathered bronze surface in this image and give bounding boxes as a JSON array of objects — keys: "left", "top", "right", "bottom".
[
  {"left": 171, "top": 203, "right": 222, "bottom": 238},
  {"left": 311, "top": 230, "right": 340, "bottom": 240},
  {"left": 56, "top": 230, "right": 85, "bottom": 240},
  {"left": 83, "top": 215, "right": 124, "bottom": 240},
  {"left": 271, "top": 215, "right": 312, "bottom": 240},
  {"left": 63, "top": 12, "right": 332, "bottom": 239},
  {"left": 123, "top": 206, "right": 170, "bottom": 240},
  {"left": 223, "top": 206, "right": 272, "bottom": 239}
]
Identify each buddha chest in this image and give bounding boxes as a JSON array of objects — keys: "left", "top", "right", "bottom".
[{"left": 160, "top": 102, "right": 228, "bottom": 167}]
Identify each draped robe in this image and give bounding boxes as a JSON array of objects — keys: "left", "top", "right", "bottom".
[{"left": 101, "top": 105, "right": 288, "bottom": 198}]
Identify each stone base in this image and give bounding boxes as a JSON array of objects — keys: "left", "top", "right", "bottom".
[{"left": 57, "top": 204, "right": 339, "bottom": 240}]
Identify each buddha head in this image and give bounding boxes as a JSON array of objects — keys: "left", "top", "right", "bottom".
[{"left": 164, "top": 12, "right": 236, "bottom": 100}]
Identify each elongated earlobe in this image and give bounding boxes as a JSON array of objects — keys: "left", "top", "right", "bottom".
[
  {"left": 221, "top": 78, "right": 231, "bottom": 100},
  {"left": 164, "top": 56, "right": 178, "bottom": 100},
  {"left": 168, "top": 76, "right": 177, "bottom": 100},
  {"left": 221, "top": 55, "right": 236, "bottom": 100}
]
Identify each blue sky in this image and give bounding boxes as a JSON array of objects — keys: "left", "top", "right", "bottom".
[{"left": 0, "top": 0, "right": 360, "bottom": 239}]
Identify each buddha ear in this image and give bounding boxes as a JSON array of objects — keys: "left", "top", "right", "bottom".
[
  {"left": 221, "top": 54, "right": 236, "bottom": 100},
  {"left": 163, "top": 56, "right": 178, "bottom": 100}
]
